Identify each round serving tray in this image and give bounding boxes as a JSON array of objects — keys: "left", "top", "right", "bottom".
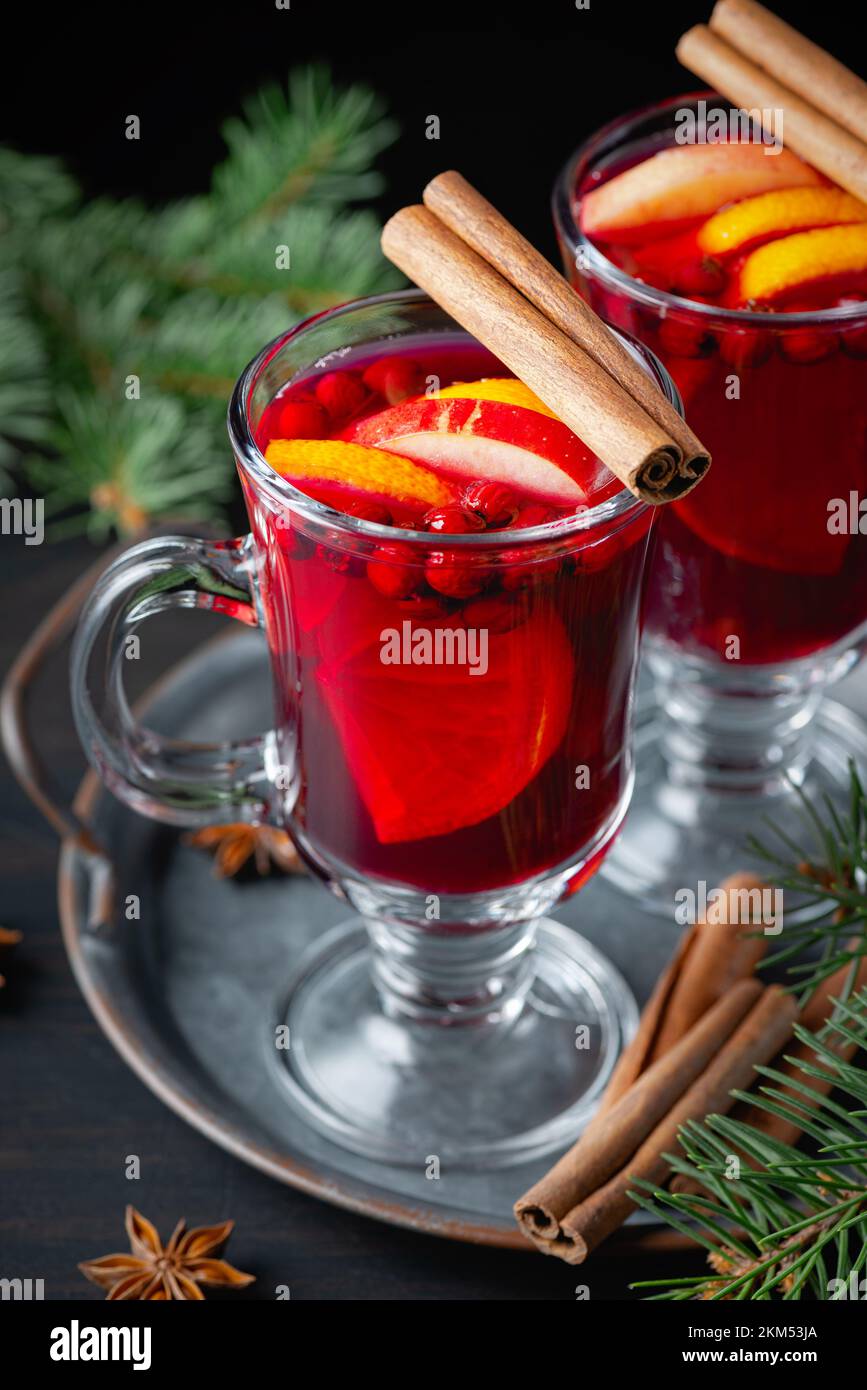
[{"left": 54, "top": 626, "right": 685, "bottom": 1250}]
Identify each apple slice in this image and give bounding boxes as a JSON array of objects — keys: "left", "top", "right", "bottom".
[
  {"left": 581, "top": 144, "right": 822, "bottom": 245},
  {"left": 344, "top": 387, "right": 610, "bottom": 505}
]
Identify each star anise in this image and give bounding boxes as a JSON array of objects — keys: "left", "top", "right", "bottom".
[
  {"left": 0, "top": 925, "right": 22, "bottom": 988},
  {"left": 185, "top": 823, "right": 303, "bottom": 878},
  {"left": 79, "top": 1206, "right": 255, "bottom": 1300}
]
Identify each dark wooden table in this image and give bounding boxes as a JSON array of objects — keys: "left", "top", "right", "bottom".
[{"left": 0, "top": 533, "right": 701, "bottom": 1301}]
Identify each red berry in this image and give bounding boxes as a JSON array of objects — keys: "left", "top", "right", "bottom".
[
  {"left": 462, "top": 480, "right": 519, "bottom": 528},
  {"left": 362, "top": 355, "right": 426, "bottom": 405},
  {"left": 314, "top": 371, "right": 369, "bottom": 423},
  {"left": 317, "top": 544, "right": 364, "bottom": 576},
  {"left": 671, "top": 256, "right": 727, "bottom": 297},
  {"left": 513, "top": 503, "right": 557, "bottom": 529},
  {"left": 461, "top": 594, "right": 522, "bottom": 634},
  {"left": 344, "top": 498, "right": 393, "bottom": 526},
  {"left": 277, "top": 396, "right": 328, "bottom": 439},
  {"left": 779, "top": 328, "right": 837, "bottom": 364},
  {"left": 366, "top": 543, "right": 420, "bottom": 598},
  {"left": 425, "top": 550, "right": 488, "bottom": 598},
  {"left": 422, "top": 504, "right": 486, "bottom": 534},
  {"left": 396, "top": 592, "right": 451, "bottom": 618},
  {"left": 572, "top": 533, "right": 621, "bottom": 574},
  {"left": 836, "top": 296, "right": 867, "bottom": 359},
  {"left": 658, "top": 318, "right": 716, "bottom": 359},
  {"left": 718, "top": 328, "right": 774, "bottom": 369},
  {"left": 499, "top": 548, "right": 560, "bottom": 590},
  {"left": 277, "top": 519, "right": 315, "bottom": 560}
]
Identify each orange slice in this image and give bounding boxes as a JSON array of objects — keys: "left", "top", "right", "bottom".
[
  {"left": 264, "top": 438, "right": 454, "bottom": 507},
  {"left": 316, "top": 604, "right": 574, "bottom": 843},
  {"left": 738, "top": 224, "right": 867, "bottom": 303},
  {"left": 433, "top": 378, "right": 559, "bottom": 420},
  {"left": 697, "top": 188, "right": 867, "bottom": 257}
]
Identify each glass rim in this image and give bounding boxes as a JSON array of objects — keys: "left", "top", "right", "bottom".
[
  {"left": 553, "top": 90, "right": 867, "bottom": 331},
  {"left": 227, "top": 287, "right": 680, "bottom": 547}
]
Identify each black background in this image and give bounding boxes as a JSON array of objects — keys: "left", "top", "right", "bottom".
[{"left": 0, "top": 0, "right": 855, "bottom": 1302}]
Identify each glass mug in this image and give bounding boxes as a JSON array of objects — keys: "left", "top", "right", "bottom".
[
  {"left": 554, "top": 94, "right": 867, "bottom": 915},
  {"left": 71, "top": 289, "right": 682, "bottom": 1167}
]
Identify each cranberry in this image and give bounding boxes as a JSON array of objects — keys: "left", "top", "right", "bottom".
[
  {"left": 396, "top": 592, "right": 452, "bottom": 619},
  {"left": 344, "top": 498, "right": 393, "bottom": 526},
  {"left": 317, "top": 544, "right": 363, "bottom": 576},
  {"left": 425, "top": 550, "right": 488, "bottom": 598},
  {"left": 279, "top": 523, "right": 315, "bottom": 560},
  {"left": 499, "top": 548, "right": 560, "bottom": 590},
  {"left": 718, "top": 329, "right": 774, "bottom": 370},
  {"left": 314, "top": 371, "right": 369, "bottom": 423},
  {"left": 779, "top": 329, "right": 838, "bottom": 364},
  {"left": 277, "top": 396, "right": 328, "bottom": 439},
  {"left": 461, "top": 593, "right": 522, "bottom": 634},
  {"left": 362, "top": 355, "right": 426, "bottom": 404},
  {"left": 513, "top": 503, "right": 556, "bottom": 529},
  {"left": 422, "top": 504, "right": 486, "bottom": 534},
  {"left": 658, "top": 318, "right": 716, "bottom": 359},
  {"left": 366, "top": 543, "right": 420, "bottom": 598},
  {"left": 672, "top": 256, "right": 727, "bottom": 297},
  {"left": 462, "top": 480, "right": 519, "bottom": 528},
  {"left": 572, "top": 534, "right": 619, "bottom": 573},
  {"left": 836, "top": 296, "right": 867, "bottom": 359}
]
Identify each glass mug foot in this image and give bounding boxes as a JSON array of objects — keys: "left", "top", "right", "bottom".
[
  {"left": 602, "top": 696, "right": 867, "bottom": 920},
  {"left": 269, "top": 917, "right": 637, "bottom": 1168}
]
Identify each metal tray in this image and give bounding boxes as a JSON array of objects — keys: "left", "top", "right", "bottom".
[
  {"left": 26, "top": 542, "right": 842, "bottom": 1250},
  {"left": 54, "top": 627, "right": 685, "bottom": 1248}
]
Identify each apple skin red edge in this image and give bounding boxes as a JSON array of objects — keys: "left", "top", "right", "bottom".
[{"left": 343, "top": 396, "right": 605, "bottom": 506}]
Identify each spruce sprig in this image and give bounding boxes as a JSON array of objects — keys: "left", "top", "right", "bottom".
[
  {"left": 1, "top": 66, "right": 402, "bottom": 536},
  {"left": 630, "top": 990, "right": 867, "bottom": 1301},
  {"left": 747, "top": 760, "right": 867, "bottom": 1003}
]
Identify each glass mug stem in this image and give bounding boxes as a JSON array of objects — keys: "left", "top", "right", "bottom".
[
  {"left": 648, "top": 648, "right": 820, "bottom": 797},
  {"left": 366, "top": 917, "right": 537, "bottom": 1024}
]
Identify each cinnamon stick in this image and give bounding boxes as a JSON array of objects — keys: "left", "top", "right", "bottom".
[
  {"left": 722, "top": 948, "right": 867, "bottom": 1148},
  {"left": 710, "top": 0, "right": 867, "bottom": 146},
  {"left": 670, "top": 951, "right": 867, "bottom": 1196},
  {"left": 529, "top": 986, "right": 798, "bottom": 1263},
  {"left": 648, "top": 872, "right": 770, "bottom": 1062},
  {"left": 515, "top": 978, "right": 762, "bottom": 1246},
  {"left": 676, "top": 25, "right": 867, "bottom": 204},
  {"left": 593, "top": 872, "right": 769, "bottom": 1114},
  {"left": 422, "top": 171, "right": 707, "bottom": 476},
  {"left": 381, "top": 203, "right": 710, "bottom": 505}
]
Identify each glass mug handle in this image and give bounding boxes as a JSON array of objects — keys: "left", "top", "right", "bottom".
[{"left": 70, "top": 532, "right": 274, "bottom": 827}]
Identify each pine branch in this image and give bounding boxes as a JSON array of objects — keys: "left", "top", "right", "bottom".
[
  {"left": 630, "top": 990, "right": 867, "bottom": 1301},
  {"left": 0, "top": 65, "right": 400, "bottom": 536},
  {"left": 747, "top": 760, "right": 867, "bottom": 1002}
]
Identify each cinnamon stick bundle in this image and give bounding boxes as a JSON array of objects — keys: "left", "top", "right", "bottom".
[
  {"left": 593, "top": 872, "right": 769, "bottom": 1115},
  {"left": 422, "top": 171, "right": 704, "bottom": 472},
  {"left": 677, "top": 7, "right": 867, "bottom": 203},
  {"left": 515, "top": 979, "right": 762, "bottom": 1246},
  {"left": 518, "top": 986, "right": 797, "bottom": 1263},
  {"left": 710, "top": 0, "right": 867, "bottom": 145},
  {"left": 381, "top": 181, "right": 711, "bottom": 505}
]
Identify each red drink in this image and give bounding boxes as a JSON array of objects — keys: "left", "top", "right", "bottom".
[
  {"left": 557, "top": 108, "right": 867, "bottom": 667},
  {"left": 247, "top": 333, "right": 654, "bottom": 895}
]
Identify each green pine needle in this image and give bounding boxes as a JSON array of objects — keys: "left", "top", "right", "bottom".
[
  {"left": 1, "top": 66, "right": 401, "bottom": 535},
  {"left": 629, "top": 990, "right": 867, "bottom": 1301}
]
